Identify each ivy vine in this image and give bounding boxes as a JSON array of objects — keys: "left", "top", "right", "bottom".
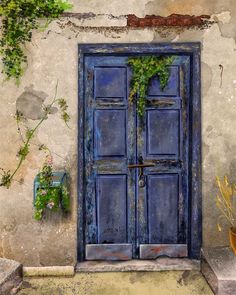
[
  {"left": 0, "top": 82, "right": 70, "bottom": 188},
  {"left": 0, "top": 0, "right": 72, "bottom": 81},
  {"left": 128, "top": 55, "right": 174, "bottom": 117}
]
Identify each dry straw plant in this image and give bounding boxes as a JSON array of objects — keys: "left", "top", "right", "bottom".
[{"left": 216, "top": 175, "right": 236, "bottom": 231}]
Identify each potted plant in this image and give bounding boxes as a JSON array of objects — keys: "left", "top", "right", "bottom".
[
  {"left": 34, "top": 155, "right": 70, "bottom": 220},
  {"left": 215, "top": 175, "right": 236, "bottom": 254}
]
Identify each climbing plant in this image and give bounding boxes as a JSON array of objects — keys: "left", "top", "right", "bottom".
[
  {"left": 0, "top": 0, "right": 73, "bottom": 81},
  {"left": 0, "top": 83, "right": 70, "bottom": 188},
  {"left": 128, "top": 55, "right": 174, "bottom": 117}
]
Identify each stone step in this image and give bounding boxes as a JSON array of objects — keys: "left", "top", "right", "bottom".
[
  {"left": 76, "top": 258, "right": 200, "bottom": 272},
  {"left": 201, "top": 247, "right": 236, "bottom": 295},
  {"left": 0, "top": 258, "right": 23, "bottom": 294}
]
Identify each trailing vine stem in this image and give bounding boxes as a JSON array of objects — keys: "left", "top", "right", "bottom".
[
  {"left": 128, "top": 55, "right": 174, "bottom": 117},
  {"left": 0, "top": 0, "right": 73, "bottom": 82},
  {"left": 0, "top": 82, "right": 70, "bottom": 188}
]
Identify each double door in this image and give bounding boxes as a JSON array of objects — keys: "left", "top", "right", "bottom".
[{"left": 83, "top": 54, "right": 190, "bottom": 260}]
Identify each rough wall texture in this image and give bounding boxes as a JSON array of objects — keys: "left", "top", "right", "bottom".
[{"left": 0, "top": 0, "right": 236, "bottom": 266}]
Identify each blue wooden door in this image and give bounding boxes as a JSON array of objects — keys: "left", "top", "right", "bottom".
[{"left": 84, "top": 54, "right": 190, "bottom": 260}]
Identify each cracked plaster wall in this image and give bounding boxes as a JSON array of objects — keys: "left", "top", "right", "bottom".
[{"left": 0, "top": 0, "right": 236, "bottom": 266}]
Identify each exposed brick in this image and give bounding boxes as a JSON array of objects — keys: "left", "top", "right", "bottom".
[{"left": 127, "top": 14, "right": 212, "bottom": 27}]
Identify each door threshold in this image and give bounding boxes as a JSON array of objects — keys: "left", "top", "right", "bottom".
[{"left": 76, "top": 258, "right": 200, "bottom": 273}]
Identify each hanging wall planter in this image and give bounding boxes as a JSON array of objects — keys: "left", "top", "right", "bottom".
[{"left": 33, "top": 156, "right": 70, "bottom": 220}]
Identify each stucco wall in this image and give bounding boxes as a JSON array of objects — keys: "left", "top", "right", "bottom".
[{"left": 1, "top": 0, "right": 236, "bottom": 266}]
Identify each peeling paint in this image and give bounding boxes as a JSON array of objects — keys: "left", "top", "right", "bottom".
[
  {"left": 201, "top": 62, "right": 213, "bottom": 96},
  {"left": 127, "top": 14, "right": 213, "bottom": 28},
  {"left": 62, "top": 12, "right": 127, "bottom": 21},
  {"left": 16, "top": 85, "right": 50, "bottom": 120}
]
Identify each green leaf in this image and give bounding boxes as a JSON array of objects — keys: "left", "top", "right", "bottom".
[
  {"left": 0, "top": 169, "right": 12, "bottom": 188},
  {"left": 128, "top": 55, "right": 174, "bottom": 118},
  {"left": 18, "top": 145, "right": 29, "bottom": 159}
]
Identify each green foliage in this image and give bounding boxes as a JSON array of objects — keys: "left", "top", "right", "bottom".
[
  {"left": 61, "top": 184, "right": 70, "bottom": 211},
  {"left": 128, "top": 55, "right": 174, "bottom": 117},
  {"left": 34, "top": 156, "right": 70, "bottom": 220},
  {"left": 0, "top": 84, "right": 70, "bottom": 188},
  {"left": 58, "top": 98, "right": 70, "bottom": 125},
  {"left": 0, "top": 0, "right": 73, "bottom": 81},
  {"left": 15, "top": 110, "right": 24, "bottom": 124},
  {"left": 18, "top": 145, "right": 29, "bottom": 159},
  {"left": 0, "top": 168, "right": 11, "bottom": 188}
]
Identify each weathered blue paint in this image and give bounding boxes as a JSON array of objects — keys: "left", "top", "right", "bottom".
[
  {"left": 147, "top": 174, "right": 179, "bottom": 243},
  {"left": 78, "top": 43, "right": 201, "bottom": 261},
  {"left": 136, "top": 55, "right": 190, "bottom": 256},
  {"left": 96, "top": 175, "right": 128, "bottom": 243},
  {"left": 83, "top": 56, "right": 134, "bottom": 260},
  {"left": 189, "top": 48, "right": 202, "bottom": 259},
  {"left": 139, "top": 244, "right": 187, "bottom": 259},
  {"left": 86, "top": 244, "right": 132, "bottom": 260}
]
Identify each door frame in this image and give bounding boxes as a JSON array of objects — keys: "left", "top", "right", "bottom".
[{"left": 77, "top": 43, "right": 202, "bottom": 262}]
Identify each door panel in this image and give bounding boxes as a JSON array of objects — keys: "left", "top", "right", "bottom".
[
  {"left": 96, "top": 174, "right": 127, "bottom": 243},
  {"left": 84, "top": 54, "right": 190, "bottom": 260},
  {"left": 147, "top": 173, "right": 180, "bottom": 244},
  {"left": 94, "top": 109, "right": 127, "bottom": 158},
  {"left": 146, "top": 109, "right": 180, "bottom": 158},
  {"left": 94, "top": 67, "right": 127, "bottom": 99}
]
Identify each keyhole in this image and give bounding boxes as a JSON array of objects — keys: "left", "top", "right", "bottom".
[{"left": 138, "top": 174, "right": 146, "bottom": 188}]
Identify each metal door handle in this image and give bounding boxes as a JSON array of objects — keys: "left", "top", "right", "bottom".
[{"left": 128, "top": 159, "right": 154, "bottom": 188}]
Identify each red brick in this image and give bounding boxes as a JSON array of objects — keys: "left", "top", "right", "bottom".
[{"left": 127, "top": 13, "right": 212, "bottom": 28}]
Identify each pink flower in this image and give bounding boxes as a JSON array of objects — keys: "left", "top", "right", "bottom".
[
  {"left": 46, "top": 155, "right": 53, "bottom": 165},
  {"left": 47, "top": 201, "right": 55, "bottom": 209},
  {"left": 43, "top": 155, "right": 53, "bottom": 167},
  {"left": 41, "top": 190, "right": 47, "bottom": 195}
]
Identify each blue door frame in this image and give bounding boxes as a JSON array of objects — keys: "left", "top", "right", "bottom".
[{"left": 77, "top": 43, "right": 201, "bottom": 261}]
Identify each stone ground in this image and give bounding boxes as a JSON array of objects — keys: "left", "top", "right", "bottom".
[{"left": 17, "top": 271, "right": 213, "bottom": 295}]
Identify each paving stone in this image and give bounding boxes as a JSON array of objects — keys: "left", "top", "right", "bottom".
[{"left": 17, "top": 270, "right": 213, "bottom": 295}]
